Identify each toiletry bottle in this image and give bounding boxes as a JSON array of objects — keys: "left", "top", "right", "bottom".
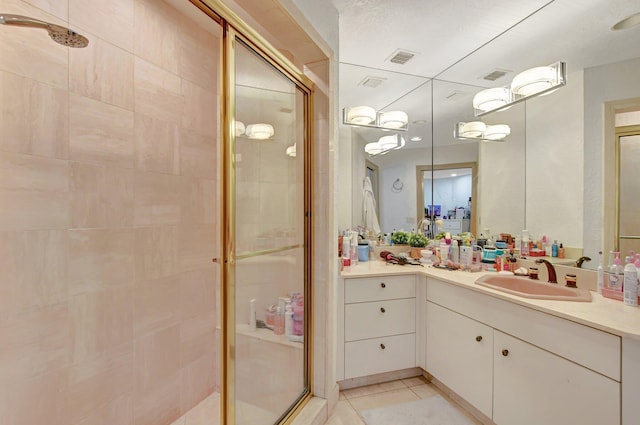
[
  {"left": 440, "top": 240, "right": 449, "bottom": 262},
  {"left": 521, "top": 230, "right": 530, "bottom": 256},
  {"left": 249, "top": 299, "right": 256, "bottom": 331},
  {"left": 293, "top": 298, "right": 304, "bottom": 336},
  {"left": 284, "top": 303, "right": 294, "bottom": 336},
  {"left": 551, "top": 240, "right": 558, "bottom": 257},
  {"left": 274, "top": 306, "right": 285, "bottom": 335},
  {"left": 558, "top": 243, "right": 564, "bottom": 259},
  {"left": 624, "top": 256, "right": 638, "bottom": 306},
  {"left": 609, "top": 252, "right": 623, "bottom": 288},
  {"left": 350, "top": 231, "right": 358, "bottom": 265},
  {"left": 451, "top": 240, "right": 460, "bottom": 264},
  {"left": 514, "top": 235, "right": 521, "bottom": 256},
  {"left": 597, "top": 251, "right": 604, "bottom": 294}
]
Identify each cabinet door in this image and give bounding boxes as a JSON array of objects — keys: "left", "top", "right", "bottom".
[
  {"left": 426, "top": 301, "right": 493, "bottom": 418},
  {"left": 493, "top": 331, "right": 620, "bottom": 425}
]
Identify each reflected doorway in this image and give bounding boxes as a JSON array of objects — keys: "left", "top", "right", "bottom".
[
  {"left": 416, "top": 162, "right": 477, "bottom": 237},
  {"left": 616, "top": 124, "right": 640, "bottom": 254}
]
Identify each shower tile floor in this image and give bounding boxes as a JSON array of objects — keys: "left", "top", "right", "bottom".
[{"left": 168, "top": 392, "right": 277, "bottom": 425}]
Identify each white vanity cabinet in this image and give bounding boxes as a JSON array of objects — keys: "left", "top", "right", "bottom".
[
  {"left": 338, "top": 274, "right": 417, "bottom": 380},
  {"left": 426, "top": 301, "right": 493, "bottom": 418},
  {"left": 493, "top": 330, "right": 619, "bottom": 425},
  {"left": 426, "top": 277, "right": 621, "bottom": 425}
]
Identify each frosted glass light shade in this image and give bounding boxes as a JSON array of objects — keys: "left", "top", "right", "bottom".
[
  {"left": 285, "top": 143, "right": 296, "bottom": 157},
  {"left": 364, "top": 142, "right": 384, "bottom": 155},
  {"left": 511, "top": 66, "right": 558, "bottom": 96},
  {"left": 378, "top": 134, "right": 400, "bottom": 150},
  {"left": 460, "top": 121, "right": 486, "bottom": 138},
  {"left": 235, "top": 121, "right": 246, "bottom": 137},
  {"left": 473, "top": 87, "right": 511, "bottom": 112},
  {"left": 245, "top": 123, "right": 274, "bottom": 139},
  {"left": 484, "top": 124, "right": 511, "bottom": 140},
  {"left": 379, "top": 110, "right": 408, "bottom": 128},
  {"left": 346, "top": 106, "right": 376, "bottom": 125}
]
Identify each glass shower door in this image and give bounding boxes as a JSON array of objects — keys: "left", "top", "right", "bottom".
[{"left": 229, "top": 36, "right": 310, "bottom": 424}]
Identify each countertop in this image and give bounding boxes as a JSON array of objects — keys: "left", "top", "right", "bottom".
[{"left": 341, "top": 260, "right": 640, "bottom": 340}]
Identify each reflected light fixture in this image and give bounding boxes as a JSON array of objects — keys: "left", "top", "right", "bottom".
[
  {"left": 454, "top": 121, "right": 510, "bottom": 141},
  {"left": 612, "top": 12, "right": 640, "bottom": 30},
  {"left": 285, "top": 143, "right": 296, "bottom": 157},
  {"left": 235, "top": 121, "right": 246, "bottom": 137},
  {"left": 346, "top": 105, "right": 376, "bottom": 125},
  {"left": 473, "top": 61, "right": 566, "bottom": 116},
  {"left": 364, "top": 134, "right": 405, "bottom": 156},
  {"left": 410, "top": 136, "right": 422, "bottom": 142},
  {"left": 379, "top": 110, "right": 408, "bottom": 129},
  {"left": 245, "top": 123, "right": 274, "bottom": 140}
]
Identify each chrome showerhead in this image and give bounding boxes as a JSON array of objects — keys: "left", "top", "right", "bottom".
[{"left": 0, "top": 13, "right": 88, "bottom": 48}]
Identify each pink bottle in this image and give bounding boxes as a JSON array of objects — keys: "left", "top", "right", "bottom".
[
  {"left": 293, "top": 298, "right": 304, "bottom": 336},
  {"left": 273, "top": 307, "right": 285, "bottom": 335}
]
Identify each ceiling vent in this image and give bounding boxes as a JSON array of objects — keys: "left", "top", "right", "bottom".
[
  {"left": 359, "top": 76, "right": 386, "bottom": 88},
  {"left": 481, "top": 69, "right": 511, "bottom": 81},
  {"left": 388, "top": 49, "right": 415, "bottom": 65}
]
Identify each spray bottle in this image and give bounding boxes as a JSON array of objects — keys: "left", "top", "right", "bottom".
[
  {"left": 624, "top": 254, "right": 638, "bottom": 306},
  {"left": 597, "top": 251, "right": 604, "bottom": 294}
]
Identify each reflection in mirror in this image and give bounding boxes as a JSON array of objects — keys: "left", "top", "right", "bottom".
[{"left": 616, "top": 125, "right": 640, "bottom": 254}]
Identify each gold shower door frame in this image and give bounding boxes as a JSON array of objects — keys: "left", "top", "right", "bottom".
[{"left": 188, "top": 1, "right": 315, "bottom": 424}]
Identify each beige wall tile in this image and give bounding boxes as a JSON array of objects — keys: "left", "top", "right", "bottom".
[
  {"left": 69, "top": 0, "right": 134, "bottom": 52},
  {"left": 134, "top": 274, "right": 181, "bottom": 337},
  {"left": 134, "top": 324, "right": 182, "bottom": 425},
  {"left": 22, "top": 0, "right": 68, "bottom": 20},
  {"left": 0, "top": 303, "right": 69, "bottom": 379},
  {"left": 70, "top": 286, "right": 133, "bottom": 364},
  {"left": 0, "top": 152, "right": 69, "bottom": 230},
  {"left": 0, "top": 230, "right": 67, "bottom": 315},
  {"left": 134, "top": 226, "right": 179, "bottom": 280},
  {"left": 182, "top": 79, "right": 218, "bottom": 138},
  {"left": 181, "top": 177, "right": 217, "bottom": 225},
  {"left": 177, "top": 18, "right": 220, "bottom": 89},
  {"left": 134, "top": 171, "right": 184, "bottom": 225},
  {"left": 0, "top": 71, "right": 69, "bottom": 159},
  {"left": 179, "top": 269, "right": 217, "bottom": 321},
  {"left": 135, "top": 113, "right": 181, "bottom": 175},
  {"left": 180, "top": 129, "right": 217, "bottom": 179},
  {"left": 178, "top": 225, "right": 217, "bottom": 272},
  {"left": 68, "top": 343, "right": 134, "bottom": 425},
  {"left": 134, "top": 0, "right": 180, "bottom": 74},
  {"left": 68, "top": 229, "right": 135, "bottom": 294},
  {"left": 70, "top": 162, "right": 134, "bottom": 228},
  {"left": 180, "top": 353, "right": 216, "bottom": 413},
  {"left": 69, "top": 93, "right": 135, "bottom": 168},
  {"left": 134, "top": 57, "right": 184, "bottom": 125},
  {"left": 0, "top": 1, "right": 68, "bottom": 88},
  {"left": 0, "top": 367, "right": 70, "bottom": 425},
  {"left": 69, "top": 35, "right": 134, "bottom": 109}
]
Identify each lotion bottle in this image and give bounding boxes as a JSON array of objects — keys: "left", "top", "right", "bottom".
[
  {"left": 597, "top": 251, "right": 604, "bottom": 294},
  {"left": 624, "top": 256, "right": 638, "bottom": 306},
  {"left": 609, "top": 252, "right": 623, "bottom": 288},
  {"left": 284, "top": 303, "right": 294, "bottom": 336}
]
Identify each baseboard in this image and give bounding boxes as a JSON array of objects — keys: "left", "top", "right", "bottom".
[{"left": 338, "top": 367, "right": 422, "bottom": 390}]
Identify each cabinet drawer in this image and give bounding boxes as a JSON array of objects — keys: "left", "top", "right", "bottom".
[
  {"left": 345, "top": 333, "right": 416, "bottom": 379},
  {"left": 345, "top": 298, "right": 416, "bottom": 341},
  {"left": 345, "top": 275, "right": 415, "bottom": 303}
]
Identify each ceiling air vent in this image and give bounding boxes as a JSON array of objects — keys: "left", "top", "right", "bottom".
[
  {"left": 481, "top": 69, "right": 510, "bottom": 81},
  {"left": 388, "top": 49, "right": 415, "bottom": 65},
  {"left": 359, "top": 76, "right": 386, "bottom": 88}
]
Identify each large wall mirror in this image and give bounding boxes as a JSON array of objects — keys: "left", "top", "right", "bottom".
[{"left": 337, "top": 1, "right": 640, "bottom": 270}]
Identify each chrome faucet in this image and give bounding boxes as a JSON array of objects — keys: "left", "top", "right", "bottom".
[
  {"left": 573, "top": 256, "right": 592, "bottom": 268},
  {"left": 535, "top": 259, "right": 557, "bottom": 283}
]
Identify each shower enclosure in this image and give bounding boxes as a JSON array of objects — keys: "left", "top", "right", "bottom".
[{"left": 0, "top": 0, "right": 315, "bottom": 424}]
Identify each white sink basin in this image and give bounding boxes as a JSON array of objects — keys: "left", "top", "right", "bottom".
[{"left": 475, "top": 274, "right": 592, "bottom": 302}]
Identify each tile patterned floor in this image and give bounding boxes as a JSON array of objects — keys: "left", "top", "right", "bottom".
[{"left": 326, "top": 377, "right": 482, "bottom": 425}]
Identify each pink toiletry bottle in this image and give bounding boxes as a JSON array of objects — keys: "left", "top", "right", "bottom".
[{"left": 293, "top": 298, "right": 304, "bottom": 336}]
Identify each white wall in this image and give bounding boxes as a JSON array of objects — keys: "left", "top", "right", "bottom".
[
  {"left": 526, "top": 69, "right": 584, "bottom": 249},
  {"left": 584, "top": 57, "right": 640, "bottom": 262},
  {"left": 425, "top": 175, "right": 472, "bottom": 217}
]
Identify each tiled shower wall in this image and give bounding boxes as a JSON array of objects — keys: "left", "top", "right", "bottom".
[{"left": 0, "top": 0, "right": 220, "bottom": 424}]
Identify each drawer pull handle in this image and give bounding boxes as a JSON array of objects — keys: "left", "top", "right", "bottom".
[
  {"left": 502, "top": 349, "right": 509, "bottom": 357},
  {"left": 476, "top": 335, "right": 483, "bottom": 342},
  {"left": 380, "top": 283, "right": 386, "bottom": 288},
  {"left": 380, "top": 343, "right": 386, "bottom": 350},
  {"left": 380, "top": 307, "right": 386, "bottom": 313}
]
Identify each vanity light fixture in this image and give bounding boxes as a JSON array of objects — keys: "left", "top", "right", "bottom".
[
  {"left": 343, "top": 106, "right": 409, "bottom": 131},
  {"left": 410, "top": 136, "right": 422, "bottom": 142},
  {"left": 364, "top": 134, "right": 405, "bottom": 156},
  {"left": 379, "top": 110, "right": 408, "bottom": 129},
  {"left": 454, "top": 121, "right": 511, "bottom": 141},
  {"left": 245, "top": 123, "right": 274, "bottom": 140},
  {"left": 473, "top": 61, "right": 566, "bottom": 117}
]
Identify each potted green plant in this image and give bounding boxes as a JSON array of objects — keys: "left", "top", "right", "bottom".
[
  {"left": 408, "top": 232, "right": 429, "bottom": 258},
  {"left": 391, "top": 230, "right": 409, "bottom": 246}
]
